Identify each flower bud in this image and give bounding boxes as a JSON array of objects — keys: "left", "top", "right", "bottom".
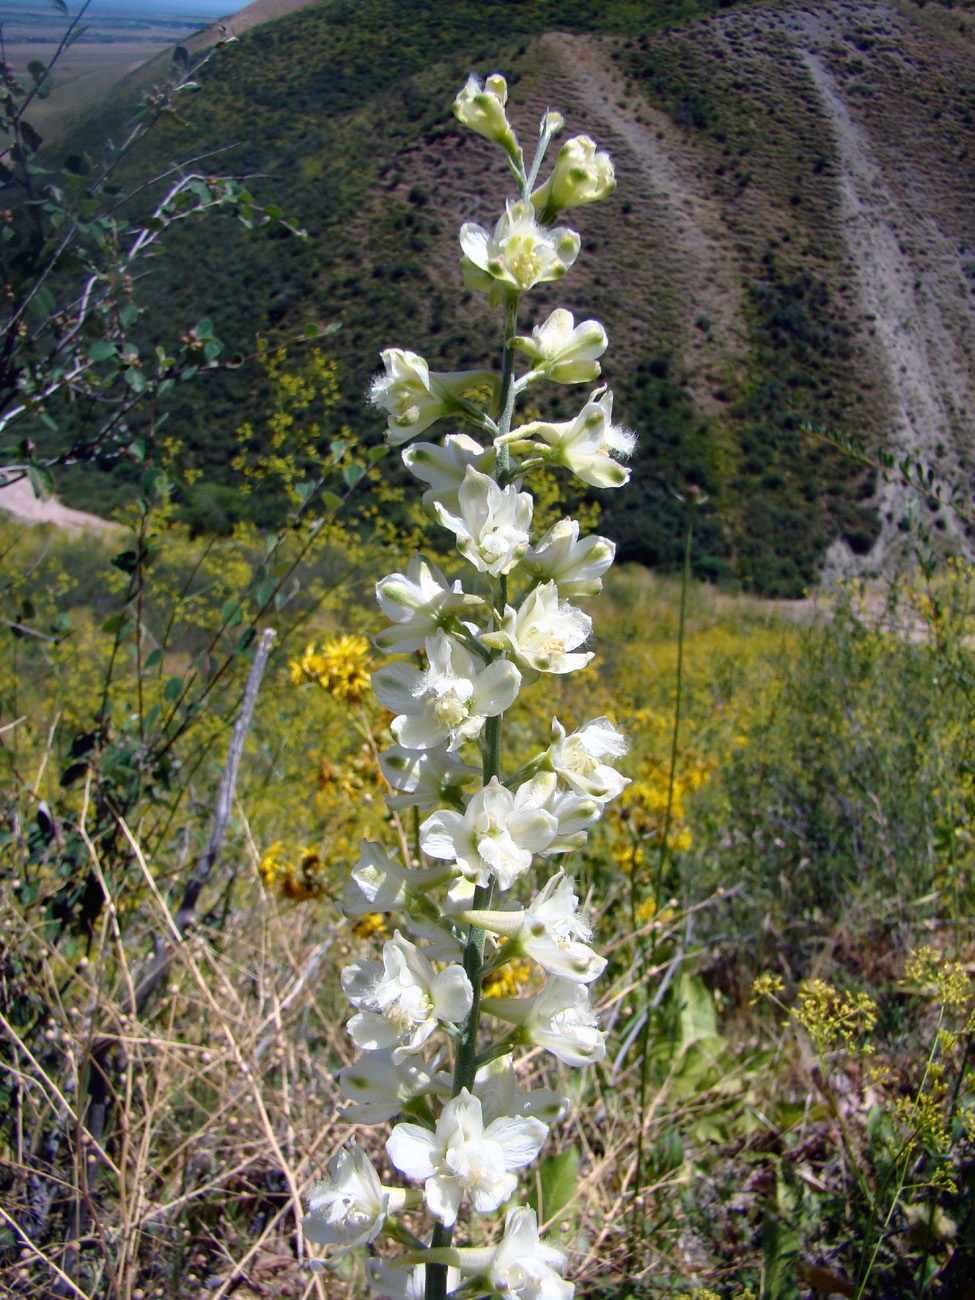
[
  {"left": 453, "top": 74, "right": 520, "bottom": 160},
  {"left": 511, "top": 307, "right": 608, "bottom": 385},
  {"left": 531, "top": 136, "right": 616, "bottom": 222}
]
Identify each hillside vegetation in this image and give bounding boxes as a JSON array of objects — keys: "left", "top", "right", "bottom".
[{"left": 46, "top": 0, "right": 975, "bottom": 595}]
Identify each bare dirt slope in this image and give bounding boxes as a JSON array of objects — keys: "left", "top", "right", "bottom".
[
  {"left": 751, "top": 1, "right": 975, "bottom": 569},
  {"left": 0, "top": 478, "right": 121, "bottom": 535},
  {"left": 533, "top": 3, "right": 975, "bottom": 578}
]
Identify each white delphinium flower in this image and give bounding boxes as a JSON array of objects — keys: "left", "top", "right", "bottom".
[
  {"left": 424, "top": 1206, "right": 573, "bottom": 1300},
  {"left": 546, "top": 716, "right": 630, "bottom": 802},
  {"left": 402, "top": 434, "right": 496, "bottom": 513},
  {"left": 510, "top": 309, "right": 607, "bottom": 385},
  {"left": 379, "top": 744, "right": 479, "bottom": 811},
  {"left": 338, "top": 1048, "right": 449, "bottom": 1125},
  {"left": 372, "top": 629, "right": 522, "bottom": 752},
  {"left": 481, "top": 582, "right": 593, "bottom": 677},
  {"left": 521, "top": 517, "right": 615, "bottom": 598},
  {"left": 507, "top": 771, "right": 600, "bottom": 854},
  {"left": 482, "top": 976, "right": 606, "bottom": 1067},
  {"left": 517, "top": 388, "right": 635, "bottom": 488},
  {"left": 340, "top": 841, "right": 454, "bottom": 918},
  {"left": 462, "top": 871, "right": 606, "bottom": 984},
  {"left": 368, "top": 1258, "right": 463, "bottom": 1300},
  {"left": 473, "top": 1055, "right": 570, "bottom": 1127},
  {"left": 302, "top": 1143, "right": 418, "bottom": 1260},
  {"left": 488, "top": 1205, "right": 574, "bottom": 1300},
  {"left": 342, "top": 931, "right": 473, "bottom": 1060},
  {"left": 532, "top": 134, "right": 616, "bottom": 221},
  {"left": 433, "top": 466, "right": 533, "bottom": 577},
  {"left": 370, "top": 348, "right": 496, "bottom": 444},
  {"left": 386, "top": 1088, "right": 548, "bottom": 1227},
  {"left": 460, "top": 201, "right": 580, "bottom": 303},
  {"left": 374, "top": 556, "right": 483, "bottom": 655},
  {"left": 420, "top": 776, "right": 557, "bottom": 891},
  {"left": 453, "top": 73, "right": 521, "bottom": 163}
]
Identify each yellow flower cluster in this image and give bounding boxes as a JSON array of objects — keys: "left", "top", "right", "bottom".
[
  {"left": 611, "top": 752, "right": 712, "bottom": 872},
  {"left": 351, "top": 912, "right": 389, "bottom": 942},
  {"left": 258, "top": 841, "right": 329, "bottom": 902},
  {"left": 289, "top": 634, "right": 372, "bottom": 705},
  {"left": 904, "top": 944, "right": 972, "bottom": 1009},
  {"left": 791, "top": 978, "right": 877, "bottom": 1055},
  {"left": 482, "top": 956, "right": 534, "bottom": 1000}
]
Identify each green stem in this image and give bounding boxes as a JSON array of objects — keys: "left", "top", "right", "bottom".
[
  {"left": 655, "top": 495, "right": 696, "bottom": 912},
  {"left": 426, "top": 288, "right": 522, "bottom": 1300},
  {"left": 631, "top": 495, "right": 696, "bottom": 1236}
]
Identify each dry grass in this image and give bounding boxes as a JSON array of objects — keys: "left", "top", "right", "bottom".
[{"left": 0, "top": 774, "right": 729, "bottom": 1299}]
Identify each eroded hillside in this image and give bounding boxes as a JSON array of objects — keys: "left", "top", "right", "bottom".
[{"left": 53, "top": 0, "right": 975, "bottom": 595}]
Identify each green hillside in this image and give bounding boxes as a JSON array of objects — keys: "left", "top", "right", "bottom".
[{"left": 51, "top": 0, "right": 975, "bottom": 594}]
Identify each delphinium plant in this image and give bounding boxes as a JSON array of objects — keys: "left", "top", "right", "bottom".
[{"left": 302, "top": 75, "right": 630, "bottom": 1300}]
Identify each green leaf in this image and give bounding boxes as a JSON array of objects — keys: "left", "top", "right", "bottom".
[
  {"left": 330, "top": 439, "right": 347, "bottom": 462},
  {"left": 255, "top": 578, "right": 276, "bottom": 608},
  {"left": 87, "top": 340, "right": 115, "bottom": 362},
  {"left": 760, "top": 1212, "right": 801, "bottom": 1300},
  {"left": 27, "top": 60, "right": 47, "bottom": 82},
  {"left": 20, "top": 120, "right": 43, "bottom": 154},
  {"left": 141, "top": 467, "right": 170, "bottom": 499},
  {"left": 163, "top": 676, "right": 183, "bottom": 704},
  {"left": 27, "top": 465, "right": 53, "bottom": 500},
  {"left": 32, "top": 285, "right": 55, "bottom": 317},
  {"left": 101, "top": 614, "right": 130, "bottom": 636},
  {"left": 220, "top": 600, "right": 243, "bottom": 628},
  {"left": 47, "top": 0, "right": 67, "bottom": 14},
  {"left": 321, "top": 491, "right": 343, "bottom": 512},
  {"left": 674, "top": 973, "right": 718, "bottom": 1056},
  {"left": 60, "top": 761, "right": 89, "bottom": 788},
  {"left": 343, "top": 463, "right": 366, "bottom": 490},
  {"left": 528, "top": 1147, "right": 579, "bottom": 1231},
  {"left": 143, "top": 648, "right": 164, "bottom": 670},
  {"left": 128, "top": 439, "right": 145, "bottom": 462},
  {"left": 110, "top": 549, "right": 139, "bottom": 575},
  {"left": 119, "top": 304, "right": 139, "bottom": 329},
  {"left": 369, "top": 444, "right": 390, "bottom": 463},
  {"left": 66, "top": 24, "right": 89, "bottom": 47}
]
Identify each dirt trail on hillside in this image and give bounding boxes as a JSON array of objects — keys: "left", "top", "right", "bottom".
[
  {"left": 541, "top": 33, "right": 744, "bottom": 410},
  {"left": 0, "top": 478, "right": 121, "bottom": 535},
  {"left": 727, "top": 2, "right": 975, "bottom": 572}
]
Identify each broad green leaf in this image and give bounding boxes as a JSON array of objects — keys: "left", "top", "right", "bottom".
[
  {"left": 163, "top": 676, "right": 183, "bottom": 704},
  {"left": 529, "top": 1147, "right": 579, "bottom": 1231},
  {"left": 344, "top": 463, "right": 365, "bottom": 490},
  {"left": 27, "top": 465, "right": 53, "bottom": 500},
  {"left": 761, "top": 1212, "right": 801, "bottom": 1300},
  {"left": 20, "top": 120, "right": 43, "bottom": 154},
  {"left": 674, "top": 973, "right": 718, "bottom": 1056}
]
